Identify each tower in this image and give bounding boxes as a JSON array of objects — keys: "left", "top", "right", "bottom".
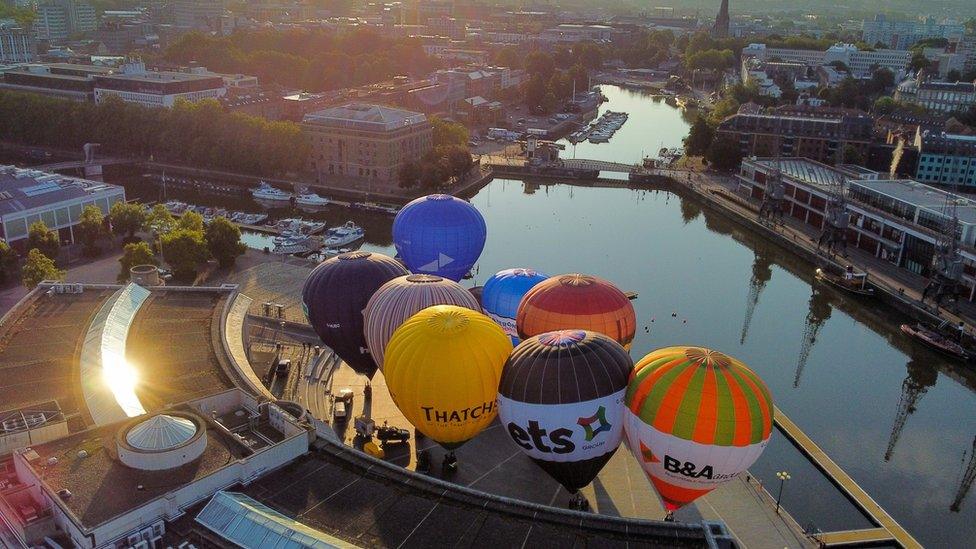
[{"left": 711, "top": 0, "right": 730, "bottom": 39}]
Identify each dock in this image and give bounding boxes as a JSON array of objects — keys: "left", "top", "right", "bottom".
[{"left": 774, "top": 406, "right": 922, "bottom": 549}]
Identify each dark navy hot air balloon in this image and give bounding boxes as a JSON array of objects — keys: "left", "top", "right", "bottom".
[
  {"left": 498, "top": 330, "right": 633, "bottom": 498},
  {"left": 302, "top": 251, "right": 408, "bottom": 378},
  {"left": 482, "top": 268, "right": 548, "bottom": 344},
  {"left": 393, "top": 194, "right": 486, "bottom": 281}
]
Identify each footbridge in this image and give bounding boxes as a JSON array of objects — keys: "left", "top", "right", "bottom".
[
  {"left": 34, "top": 157, "right": 136, "bottom": 172},
  {"left": 559, "top": 158, "right": 643, "bottom": 173}
]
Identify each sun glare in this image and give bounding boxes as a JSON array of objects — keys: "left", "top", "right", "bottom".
[{"left": 102, "top": 351, "right": 146, "bottom": 418}]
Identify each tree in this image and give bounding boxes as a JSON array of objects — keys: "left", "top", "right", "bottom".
[
  {"left": 117, "top": 241, "right": 158, "bottom": 283},
  {"left": 144, "top": 204, "right": 175, "bottom": 234},
  {"left": 27, "top": 221, "right": 60, "bottom": 260},
  {"left": 684, "top": 117, "right": 714, "bottom": 157},
  {"left": 706, "top": 135, "right": 744, "bottom": 172},
  {"left": 909, "top": 50, "right": 931, "bottom": 73},
  {"left": 947, "top": 69, "right": 962, "bottom": 82},
  {"left": 109, "top": 201, "right": 147, "bottom": 239},
  {"left": 842, "top": 145, "right": 864, "bottom": 165},
  {"left": 871, "top": 68, "right": 895, "bottom": 93},
  {"left": 205, "top": 217, "right": 246, "bottom": 268},
  {"left": 0, "top": 240, "right": 17, "bottom": 284},
  {"left": 176, "top": 210, "right": 205, "bottom": 233},
  {"left": 76, "top": 205, "right": 105, "bottom": 256},
  {"left": 430, "top": 117, "right": 469, "bottom": 148},
  {"left": 399, "top": 161, "right": 421, "bottom": 189},
  {"left": 525, "top": 51, "right": 555, "bottom": 79},
  {"left": 22, "top": 248, "right": 64, "bottom": 289},
  {"left": 443, "top": 146, "right": 474, "bottom": 181},
  {"left": 160, "top": 229, "right": 209, "bottom": 282},
  {"left": 873, "top": 96, "right": 897, "bottom": 114}
]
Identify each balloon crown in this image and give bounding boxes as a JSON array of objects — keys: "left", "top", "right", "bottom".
[
  {"left": 538, "top": 330, "right": 586, "bottom": 347},
  {"left": 425, "top": 307, "right": 471, "bottom": 334},
  {"left": 512, "top": 268, "right": 539, "bottom": 277},
  {"left": 338, "top": 251, "right": 372, "bottom": 261},
  {"left": 406, "top": 274, "right": 444, "bottom": 283},
  {"left": 560, "top": 274, "right": 594, "bottom": 286},
  {"left": 426, "top": 194, "right": 453, "bottom": 201},
  {"left": 685, "top": 347, "right": 732, "bottom": 369}
]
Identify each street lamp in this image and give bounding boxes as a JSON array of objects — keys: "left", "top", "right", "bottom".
[{"left": 775, "top": 471, "right": 791, "bottom": 513}]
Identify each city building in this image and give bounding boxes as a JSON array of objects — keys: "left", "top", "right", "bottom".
[
  {"left": 711, "top": 0, "right": 730, "bottom": 39},
  {"left": 741, "top": 43, "right": 911, "bottom": 79},
  {"left": 173, "top": 0, "right": 225, "bottom": 30},
  {"left": 914, "top": 131, "right": 976, "bottom": 187},
  {"left": 92, "top": 60, "right": 226, "bottom": 108},
  {"left": 540, "top": 24, "right": 612, "bottom": 44},
  {"left": 716, "top": 110, "right": 874, "bottom": 165},
  {"left": 34, "top": 0, "right": 97, "bottom": 42},
  {"left": 736, "top": 157, "right": 976, "bottom": 298},
  {"left": 302, "top": 103, "right": 432, "bottom": 189},
  {"left": 895, "top": 78, "right": 976, "bottom": 114},
  {"left": 0, "top": 26, "right": 35, "bottom": 63},
  {"left": 861, "top": 14, "right": 965, "bottom": 50},
  {"left": 0, "top": 165, "right": 125, "bottom": 246},
  {"left": 0, "top": 63, "right": 110, "bottom": 101}
]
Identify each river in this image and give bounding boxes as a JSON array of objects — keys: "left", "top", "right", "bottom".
[{"left": 113, "top": 85, "right": 975, "bottom": 547}]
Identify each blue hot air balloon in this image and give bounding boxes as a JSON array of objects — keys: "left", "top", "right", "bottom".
[
  {"left": 481, "top": 268, "right": 548, "bottom": 344},
  {"left": 393, "top": 194, "right": 487, "bottom": 281}
]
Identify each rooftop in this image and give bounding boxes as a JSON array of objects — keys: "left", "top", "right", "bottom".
[
  {"left": 303, "top": 103, "right": 428, "bottom": 132},
  {"left": 19, "top": 412, "right": 246, "bottom": 528},
  {"left": 0, "top": 166, "right": 123, "bottom": 217},
  {"left": 750, "top": 157, "right": 848, "bottom": 189},
  {"left": 850, "top": 179, "right": 976, "bottom": 226}
]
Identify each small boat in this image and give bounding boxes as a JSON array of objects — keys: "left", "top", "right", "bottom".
[
  {"left": 296, "top": 192, "right": 330, "bottom": 207},
  {"left": 901, "top": 323, "right": 970, "bottom": 361},
  {"left": 252, "top": 182, "right": 293, "bottom": 202},
  {"left": 323, "top": 221, "right": 365, "bottom": 248},
  {"left": 815, "top": 268, "right": 875, "bottom": 297}
]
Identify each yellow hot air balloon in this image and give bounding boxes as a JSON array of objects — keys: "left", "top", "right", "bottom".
[{"left": 384, "top": 305, "right": 513, "bottom": 450}]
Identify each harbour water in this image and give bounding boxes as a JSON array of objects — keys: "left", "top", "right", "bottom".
[{"left": 112, "top": 86, "right": 975, "bottom": 546}]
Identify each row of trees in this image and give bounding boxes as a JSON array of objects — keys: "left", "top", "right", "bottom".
[
  {"left": 0, "top": 91, "right": 306, "bottom": 177},
  {"left": 398, "top": 146, "right": 474, "bottom": 191},
  {"left": 161, "top": 29, "right": 439, "bottom": 91},
  {"left": 516, "top": 50, "right": 595, "bottom": 113}
]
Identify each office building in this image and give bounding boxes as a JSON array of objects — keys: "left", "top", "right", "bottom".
[
  {"left": 34, "top": 0, "right": 97, "bottom": 42},
  {"left": 92, "top": 60, "right": 226, "bottom": 108},
  {"left": 741, "top": 43, "right": 911, "bottom": 79},
  {"left": 303, "top": 103, "right": 432, "bottom": 189},
  {"left": 0, "top": 26, "right": 34, "bottom": 63},
  {"left": 914, "top": 131, "right": 976, "bottom": 188},
  {"left": 540, "top": 24, "right": 612, "bottom": 44},
  {"left": 862, "top": 14, "right": 965, "bottom": 50},
  {"left": 0, "top": 165, "right": 125, "bottom": 246},
  {"left": 895, "top": 78, "right": 976, "bottom": 114},
  {"left": 173, "top": 0, "right": 224, "bottom": 30}
]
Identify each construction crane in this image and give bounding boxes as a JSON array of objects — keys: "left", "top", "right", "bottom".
[
  {"left": 884, "top": 357, "right": 937, "bottom": 462},
  {"left": 758, "top": 155, "right": 786, "bottom": 225},
  {"left": 951, "top": 436, "right": 976, "bottom": 512},
  {"left": 794, "top": 286, "right": 831, "bottom": 388},
  {"left": 922, "top": 142, "right": 964, "bottom": 312},
  {"left": 740, "top": 247, "right": 773, "bottom": 345},
  {"left": 816, "top": 178, "right": 849, "bottom": 257}
]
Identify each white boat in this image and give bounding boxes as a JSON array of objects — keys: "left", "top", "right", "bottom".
[
  {"left": 323, "top": 221, "right": 365, "bottom": 248},
  {"left": 296, "top": 192, "right": 330, "bottom": 207},
  {"left": 252, "top": 182, "right": 293, "bottom": 202}
]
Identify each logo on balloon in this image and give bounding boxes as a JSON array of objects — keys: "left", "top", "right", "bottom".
[
  {"left": 421, "top": 400, "right": 496, "bottom": 424},
  {"left": 576, "top": 405, "right": 612, "bottom": 442}
]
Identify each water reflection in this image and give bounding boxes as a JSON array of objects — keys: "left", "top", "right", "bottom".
[
  {"left": 884, "top": 356, "right": 937, "bottom": 462},
  {"left": 951, "top": 436, "right": 976, "bottom": 512},
  {"left": 101, "top": 351, "right": 145, "bottom": 417},
  {"left": 740, "top": 248, "right": 773, "bottom": 345},
  {"left": 793, "top": 287, "right": 832, "bottom": 388}
]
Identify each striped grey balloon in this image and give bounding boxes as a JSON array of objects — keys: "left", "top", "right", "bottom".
[{"left": 363, "top": 274, "right": 480, "bottom": 371}]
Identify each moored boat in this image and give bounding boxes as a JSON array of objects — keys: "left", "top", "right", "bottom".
[
  {"left": 901, "top": 323, "right": 970, "bottom": 361},
  {"left": 252, "top": 182, "right": 293, "bottom": 202},
  {"left": 815, "top": 268, "right": 875, "bottom": 297}
]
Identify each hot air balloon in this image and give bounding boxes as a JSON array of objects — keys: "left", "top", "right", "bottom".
[
  {"left": 623, "top": 346, "right": 773, "bottom": 517},
  {"left": 384, "top": 305, "right": 512, "bottom": 462},
  {"left": 363, "top": 274, "right": 480, "bottom": 371},
  {"left": 392, "top": 194, "right": 486, "bottom": 281},
  {"left": 302, "top": 252, "right": 408, "bottom": 378},
  {"left": 498, "top": 330, "right": 633, "bottom": 506},
  {"left": 482, "top": 268, "right": 548, "bottom": 344},
  {"left": 517, "top": 274, "right": 637, "bottom": 349}
]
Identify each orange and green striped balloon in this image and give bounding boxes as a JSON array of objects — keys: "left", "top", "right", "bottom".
[{"left": 623, "top": 346, "right": 773, "bottom": 511}]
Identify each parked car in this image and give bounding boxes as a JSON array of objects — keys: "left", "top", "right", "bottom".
[
  {"left": 376, "top": 423, "right": 410, "bottom": 445},
  {"left": 334, "top": 400, "right": 348, "bottom": 422}
]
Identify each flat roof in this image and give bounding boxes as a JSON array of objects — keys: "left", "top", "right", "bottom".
[
  {"left": 0, "top": 166, "right": 124, "bottom": 217},
  {"left": 303, "top": 103, "right": 427, "bottom": 132},
  {"left": 750, "top": 158, "right": 847, "bottom": 190},
  {"left": 850, "top": 179, "right": 976, "bottom": 225},
  {"left": 21, "top": 413, "right": 248, "bottom": 528},
  {"left": 0, "top": 401, "right": 63, "bottom": 437}
]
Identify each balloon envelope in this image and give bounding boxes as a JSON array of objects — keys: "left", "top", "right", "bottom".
[
  {"left": 623, "top": 346, "right": 774, "bottom": 511},
  {"left": 384, "top": 305, "right": 512, "bottom": 448},
  {"left": 393, "top": 194, "right": 487, "bottom": 281},
  {"left": 498, "top": 330, "right": 633, "bottom": 492},
  {"left": 517, "top": 274, "right": 637, "bottom": 349},
  {"left": 302, "top": 252, "right": 408, "bottom": 378},
  {"left": 363, "top": 274, "right": 480, "bottom": 371},
  {"left": 482, "top": 268, "right": 548, "bottom": 344}
]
